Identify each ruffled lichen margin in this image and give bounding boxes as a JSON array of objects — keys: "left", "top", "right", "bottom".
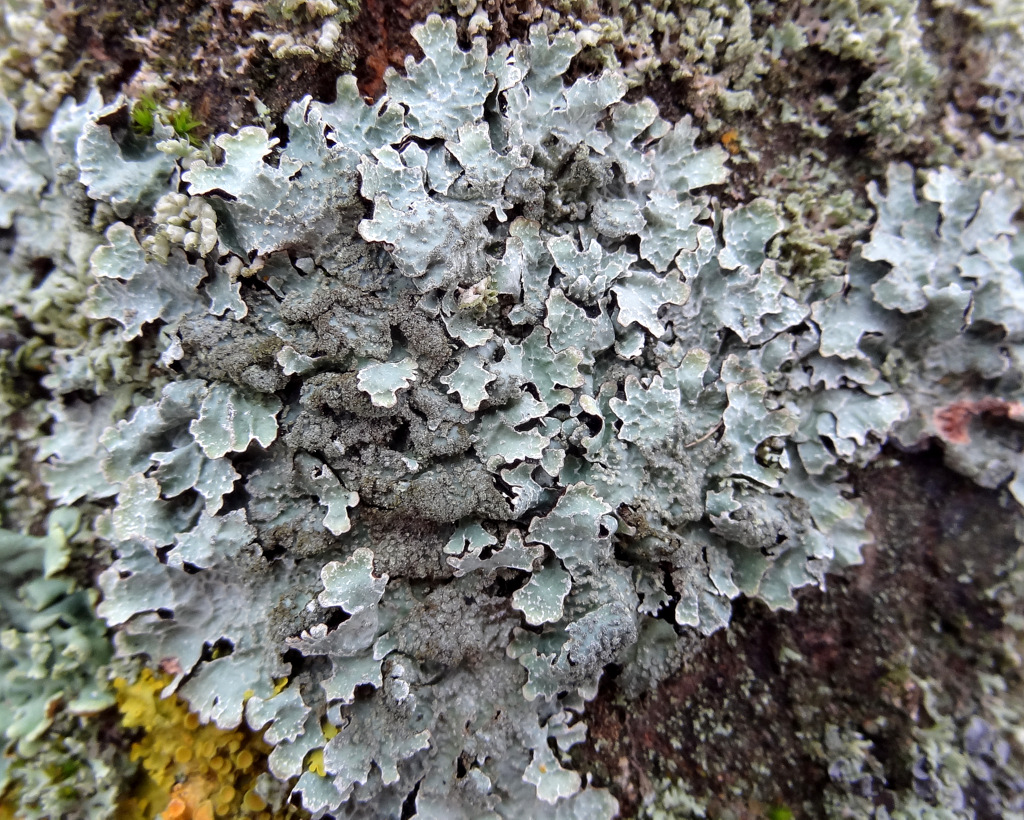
[{"left": 1, "top": 6, "right": 1024, "bottom": 820}]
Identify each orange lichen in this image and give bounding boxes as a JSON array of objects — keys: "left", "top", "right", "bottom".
[
  {"left": 113, "top": 670, "right": 306, "bottom": 820},
  {"left": 720, "top": 128, "right": 741, "bottom": 155}
]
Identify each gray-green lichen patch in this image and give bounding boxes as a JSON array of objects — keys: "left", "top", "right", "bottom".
[
  {"left": 819, "top": 162, "right": 1024, "bottom": 500},
  {"left": 0, "top": 0, "right": 77, "bottom": 131},
  {"left": 512, "top": 562, "right": 572, "bottom": 625},
  {"left": 3, "top": 9, "right": 1024, "bottom": 820},
  {"left": 0, "top": 508, "right": 122, "bottom": 819},
  {"left": 356, "top": 359, "right": 419, "bottom": 408}
]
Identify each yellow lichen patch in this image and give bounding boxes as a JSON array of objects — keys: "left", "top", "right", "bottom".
[
  {"left": 306, "top": 749, "right": 326, "bottom": 777},
  {"left": 243, "top": 789, "right": 268, "bottom": 812},
  {"left": 113, "top": 670, "right": 306, "bottom": 820}
]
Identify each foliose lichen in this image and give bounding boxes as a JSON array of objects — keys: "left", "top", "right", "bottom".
[
  {"left": 1, "top": 9, "right": 1024, "bottom": 820},
  {"left": 0, "top": 509, "right": 121, "bottom": 820},
  {"left": 0, "top": 0, "right": 76, "bottom": 131}
]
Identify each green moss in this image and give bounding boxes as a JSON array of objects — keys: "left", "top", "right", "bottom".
[{"left": 130, "top": 96, "right": 158, "bottom": 135}]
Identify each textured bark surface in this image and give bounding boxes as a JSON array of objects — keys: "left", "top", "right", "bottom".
[
  {"left": 574, "top": 448, "right": 1022, "bottom": 817},
  {"left": 28, "top": 3, "right": 1023, "bottom": 817}
]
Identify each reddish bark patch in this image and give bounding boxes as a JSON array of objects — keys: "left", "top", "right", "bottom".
[
  {"left": 57, "top": 0, "right": 440, "bottom": 135},
  {"left": 934, "top": 397, "right": 1024, "bottom": 445},
  {"left": 351, "top": 0, "right": 436, "bottom": 100}
]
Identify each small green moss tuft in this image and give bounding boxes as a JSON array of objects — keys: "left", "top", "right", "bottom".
[
  {"left": 766, "top": 805, "right": 794, "bottom": 820},
  {"left": 130, "top": 95, "right": 158, "bottom": 136}
]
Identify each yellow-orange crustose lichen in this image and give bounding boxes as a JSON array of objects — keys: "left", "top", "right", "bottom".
[{"left": 113, "top": 670, "right": 305, "bottom": 820}]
